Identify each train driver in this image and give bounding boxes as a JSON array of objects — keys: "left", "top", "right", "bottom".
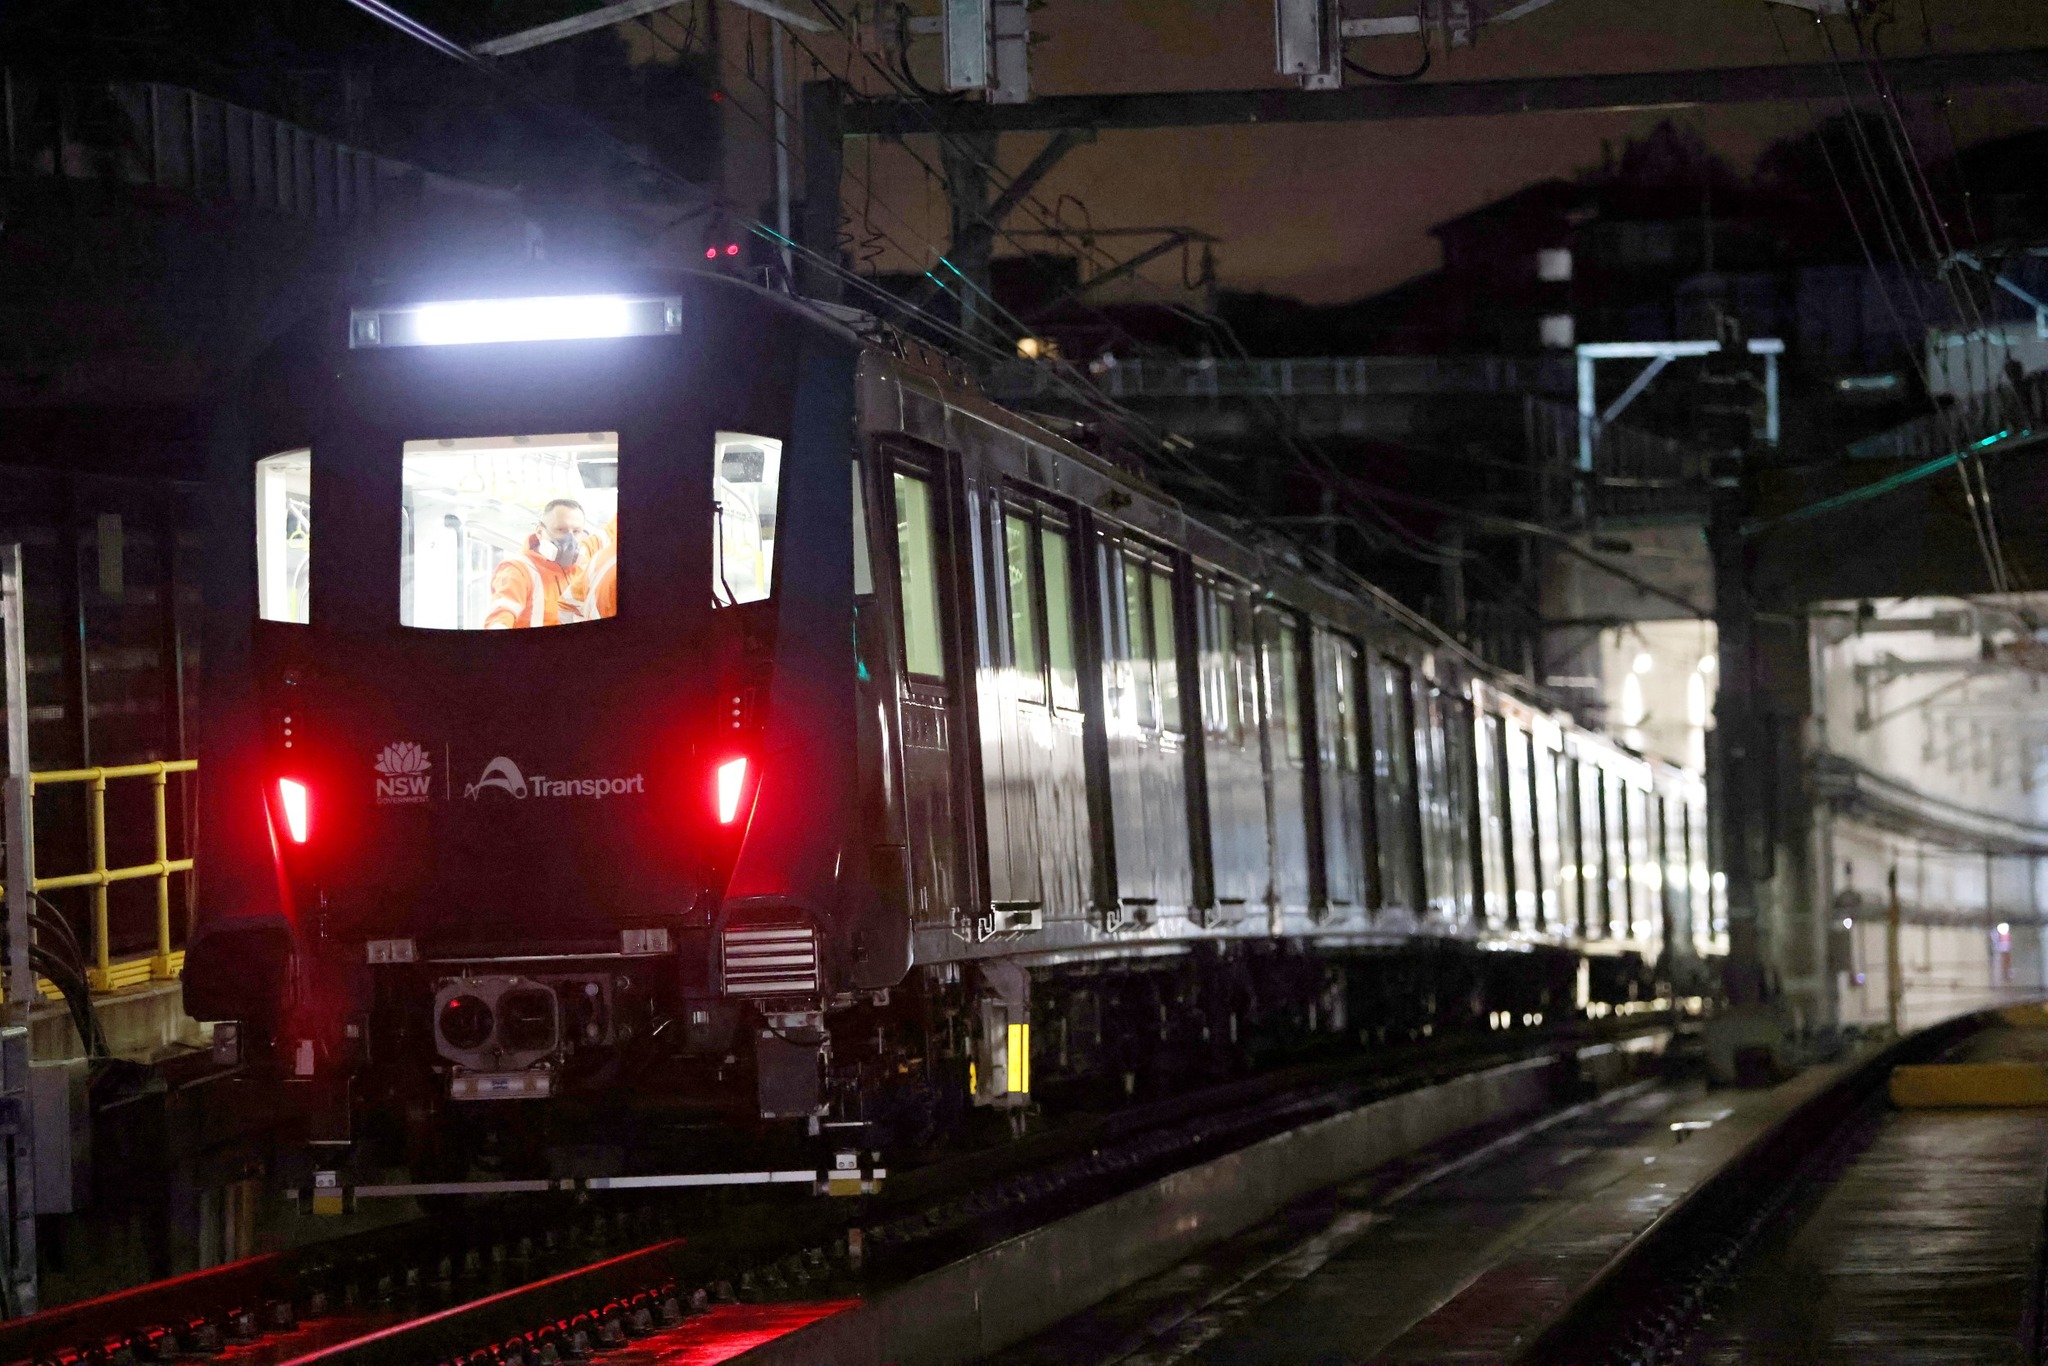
[{"left": 483, "top": 498, "right": 598, "bottom": 629}]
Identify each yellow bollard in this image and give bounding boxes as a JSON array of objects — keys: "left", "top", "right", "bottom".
[
  {"left": 87, "top": 774, "right": 112, "bottom": 993},
  {"left": 1890, "top": 1062, "right": 2048, "bottom": 1108},
  {"left": 151, "top": 768, "right": 175, "bottom": 979}
]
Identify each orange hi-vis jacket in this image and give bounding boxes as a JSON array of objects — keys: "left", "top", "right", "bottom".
[
  {"left": 483, "top": 530, "right": 603, "bottom": 629},
  {"left": 587, "top": 515, "right": 619, "bottom": 619}
]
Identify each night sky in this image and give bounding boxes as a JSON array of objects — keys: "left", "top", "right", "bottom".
[{"left": 696, "top": 0, "right": 2048, "bottom": 306}]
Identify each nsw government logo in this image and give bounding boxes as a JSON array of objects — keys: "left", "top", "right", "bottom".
[{"left": 374, "top": 741, "right": 434, "bottom": 805}]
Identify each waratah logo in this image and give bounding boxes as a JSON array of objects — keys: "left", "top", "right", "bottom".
[{"left": 374, "top": 741, "right": 434, "bottom": 805}]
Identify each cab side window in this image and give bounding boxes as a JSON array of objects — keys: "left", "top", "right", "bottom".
[
  {"left": 256, "top": 449, "right": 311, "bottom": 623},
  {"left": 712, "top": 432, "right": 782, "bottom": 608},
  {"left": 894, "top": 471, "right": 947, "bottom": 679}
]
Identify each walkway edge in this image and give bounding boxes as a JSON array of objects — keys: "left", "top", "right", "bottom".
[{"left": 733, "top": 1045, "right": 1640, "bottom": 1366}]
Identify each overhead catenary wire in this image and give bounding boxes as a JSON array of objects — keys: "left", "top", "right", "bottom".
[
  {"left": 1845, "top": 9, "right": 2021, "bottom": 594},
  {"left": 756, "top": 5, "right": 1464, "bottom": 560},
  {"left": 1790, "top": 4, "right": 2016, "bottom": 595},
  {"left": 774, "top": 21, "right": 1570, "bottom": 580},
  {"left": 786, "top": 22, "right": 1481, "bottom": 568},
  {"left": 697, "top": 16, "right": 1245, "bottom": 486},
  {"left": 333, "top": 0, "right": 1596, "bottom": 709},
  {"left": 631, "top": 8, "right": 1555, "bottom": 658}
]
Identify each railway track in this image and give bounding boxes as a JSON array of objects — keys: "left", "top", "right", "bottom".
[{"left": 0, "top": 1018, "right": 1672, "bottom": 1366}]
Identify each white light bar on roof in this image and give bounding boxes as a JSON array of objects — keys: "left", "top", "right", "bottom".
[{"left": 350, "top": 294, "right": 683, "bottom": 349}]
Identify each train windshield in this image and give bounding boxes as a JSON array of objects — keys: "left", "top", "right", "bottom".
[{"left": 399, "top": 432, "right": 619, "bottom": 630}]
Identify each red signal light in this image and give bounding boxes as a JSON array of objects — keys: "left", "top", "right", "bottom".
[
  {"left": 715, "top": 757, "right": 749, "bottom": 825},
  {"left": 278, "top": 778, "right": 310, "bottom": 844},
  {"left": 724, "top": 243, "right": 740, "bottom": 257},
  {"left": 704, "top": 247, "right": 718, "bottom": 260}
]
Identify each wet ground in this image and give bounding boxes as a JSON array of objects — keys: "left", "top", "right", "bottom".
[
  {"left": 1677, "top": 1026, "right": 2048, "bottom": 1366},
  {"left": 988, "top": 1064, "right": 1848, "bottom": 1365}
]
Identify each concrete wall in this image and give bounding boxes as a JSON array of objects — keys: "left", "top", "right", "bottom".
[
  {"left": 1836, "top": 918, "right": 2045, "bottom": 1033},
  {"left": 1810, "top": 594, "right": 2048, "bottom": 1030}
]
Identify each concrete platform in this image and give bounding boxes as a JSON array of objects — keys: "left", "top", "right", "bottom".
[
  {"left": 30, "top": 980, "right": 208, "bottom": 1063},
  {"left": 989, "top": 1057, "right": 1858, "bottom": 1365},
  {"left": 1681, "top": 1024, "right": 2048, "bottom": 1365}
]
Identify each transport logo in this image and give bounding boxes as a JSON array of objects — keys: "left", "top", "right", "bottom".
[
  {"left": 373, "top": 741, "right": 434, "bottom": 805},
  {"left": 463, "top": 755, "right": 645, "bottom": 801},
  {"left": 465, "top": 756, "right": 530, "bottom": 800}
]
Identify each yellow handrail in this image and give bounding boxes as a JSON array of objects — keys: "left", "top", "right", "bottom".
[{"left": 28, "top": 760, "right": 196, "bottom": 991}]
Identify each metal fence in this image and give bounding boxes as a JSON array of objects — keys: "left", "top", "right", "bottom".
[
  {"left": 2, "top": 541, "right": 193, "bottom": 1002},
  {"left": 27, "top": 761, "right": 195, "bottom": 992},
  {"left": 1525, "top": 396, "right": 1714, "bottom": 522}
]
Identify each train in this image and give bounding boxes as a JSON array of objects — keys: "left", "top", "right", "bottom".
[{"left": 185, "top": 270, "right": 1720, "bottom": 1168}]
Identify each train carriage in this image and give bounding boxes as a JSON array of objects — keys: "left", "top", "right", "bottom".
[{"left": 185, "top": 271, "right": 1710, "bottom": 1161}]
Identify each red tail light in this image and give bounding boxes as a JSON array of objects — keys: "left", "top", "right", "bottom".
[
  {"left": 715, "top": 757, "right": 749, "bottom": 825},
  {"left": 278, "top": 778, "right": 310, "bottom": 844}
]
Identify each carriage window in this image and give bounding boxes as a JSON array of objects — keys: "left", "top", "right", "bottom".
[
  {"left": 256, "top": 449, "right": 311, "bottom": 624},
  {"left": 1272, "top": 618, "right": 1303, "bottom": 764},
  {"left": 1003, "top": 512, "right": 1044, "bottom": 698},
  {"left": 1122, "top": 556, "right": 1156, "bottom": 728},
  {"left": 1198, "top": 583, "right": 1242, "bottom": 742},
  {"left": 399, "top": 433, "right": 618, "bottom": 630},
  {"left": 1372, "top": 655, "right": 1424, "bottom": 911},
  {"left": 894, "top": 472, "right": 946, "bottom": 679},
  {"left": 713, "top": 433, "right": 782, "bottom": 607},
  {"left": 1582, "top": 762, "right": 1610, "bottom": 936},
  {"left": 1041, "top": 526, "right": 1080, "bottom": 711},
  {"left": 1332, "top": 639, "right": 1362, "bottom": 778},
  {"left": 1151, "top": 570, "right": 1182, "bottom": 733}
]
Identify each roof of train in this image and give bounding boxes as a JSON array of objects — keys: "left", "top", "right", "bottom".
[{"left": 752, "top": 277, "right": 1698, "bottom": 787}]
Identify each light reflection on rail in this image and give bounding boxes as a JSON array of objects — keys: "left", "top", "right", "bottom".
[{"left": 602, "top": 1301, "right": 857, "bottom": 1364}]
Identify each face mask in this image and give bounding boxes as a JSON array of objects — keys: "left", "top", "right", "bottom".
[{"left": 548, "top": 533, "right": 582, "bottom": 569}]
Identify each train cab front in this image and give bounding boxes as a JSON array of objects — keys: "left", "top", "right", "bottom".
[{"left": 185, "top": 278, "right": 888, "bottom": 1140}]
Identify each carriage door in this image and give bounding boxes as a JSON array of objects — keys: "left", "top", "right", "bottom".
[
  {"left": 1314, "top": 629, "right": 1367, "bottom": 918},
  {"left": 884, "top": 453, "right": 965, "bottom": 931},
  {"left": 975, "top": 493, "right": 1049, "bottom": 933},
  {"left": 1257, "top": 607, "right": 1312, "bottom": 921},
  {"left": 1197, "top": 577, "right": 1262, "bottom": 918},
  {"left": 1101, "top": 537, "right": 1193, "bottom": 923}
]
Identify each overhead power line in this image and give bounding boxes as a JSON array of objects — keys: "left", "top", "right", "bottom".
[{"left": 1742, "top": 426, "right": 2043, "bottom": 540}]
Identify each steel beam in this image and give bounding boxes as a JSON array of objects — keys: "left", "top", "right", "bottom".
[
  {"left": 1025, "top": 232, "right": 1197, "bottom": 320},
  {"left": 985, "top": 128, "right": 1093, "bottom": 231},
  {"left": 474, "top": 0, "right": 825, "bottom": 55},
  {"left": 839, "top": 46, "right": 2048, "bottom": 136}
]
